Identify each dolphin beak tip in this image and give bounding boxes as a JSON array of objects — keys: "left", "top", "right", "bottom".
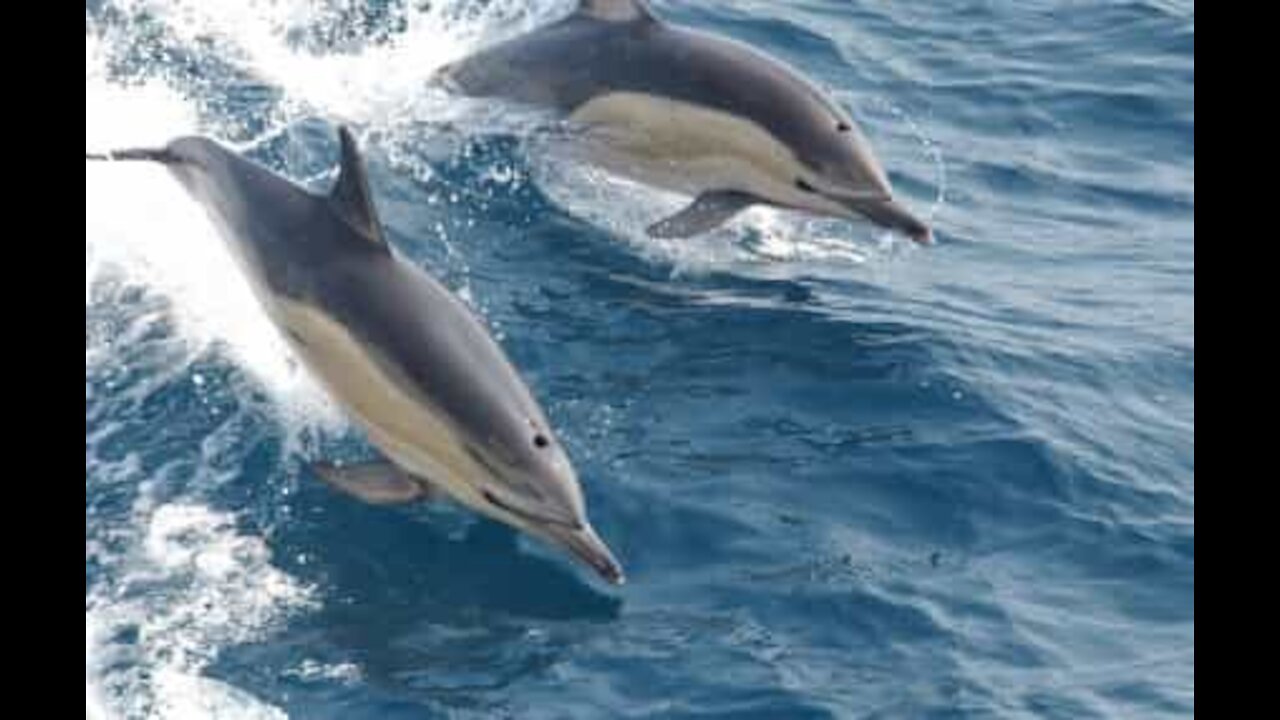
[
  {"left": 546, "top": 521, "right": 627, "bottom": 587},
  {"left": 588, "top": 536, "right": 627, "bottom": 587},
  {"left": 588, "top": 553, "right": 627, "bottom": 587},
  {"left": 835, "top": 194, "right": 934, "bottom": 247}
]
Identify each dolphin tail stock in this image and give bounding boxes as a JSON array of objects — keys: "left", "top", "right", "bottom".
[{"left": 85, "top": 147, "right": 178, "bottom": 164}]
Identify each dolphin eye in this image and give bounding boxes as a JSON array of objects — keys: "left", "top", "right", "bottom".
[
  {"left": 533, "top": 434, "right": 550, "bottom": 449},
  {"left": 836, "top": 121, "right": 851, "bottom": 133},
  {"left": 795, "top": 178, "right": 818, "bottom": 194}
]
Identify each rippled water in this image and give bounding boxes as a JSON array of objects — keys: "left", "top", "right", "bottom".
[{"left": 85, "top": 1, "right": 1194, "bottom": 717}]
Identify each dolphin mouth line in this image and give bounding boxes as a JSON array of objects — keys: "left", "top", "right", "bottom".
[
  {"left": 484, "top": 490, "right": 626, "bottom": 585},
  {"left": 465, "top": 445, "right": 580, "bottom": 529},
  {"left": 482, "top": 489, "right": 581, "bottom": 531},
  {"left": 833, "top": 194, "right": 934, "bottom": 245},
  {"left": 540, "top": 521, "right": 626, "bottom": 586},
  {"left": 823, "top": 187, "right": 893, "bottom": 205}
]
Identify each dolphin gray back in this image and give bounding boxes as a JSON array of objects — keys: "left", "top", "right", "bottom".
[
  {"left": 145, "top": 130, "right": 546, "bottom": 442},
  {"left": 160, "top": 130, "right": 388, "bottom": 301},
  {"left": 161, "top": 133, "right": 542, "bottom": 438},
  {"left": 440, "top": 0, "right": 854, "bottom": 169}
]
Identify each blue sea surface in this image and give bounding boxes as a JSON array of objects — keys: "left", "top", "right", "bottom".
[{"left": 85, "top": 1, "right": 1194, "bottom": 718}]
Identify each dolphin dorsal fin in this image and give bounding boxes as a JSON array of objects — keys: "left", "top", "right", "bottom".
[
  {"left": 330, "top": 126, "right": 387, "bottom": 250},
  {"left": 577, "top": 0, "right": 655, "bottom": 22}
]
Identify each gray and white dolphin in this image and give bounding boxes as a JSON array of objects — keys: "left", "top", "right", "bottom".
[
  {"left": 437, "top": 0, "right": 933, "bottom": 243},
  {"left": 86, "top": 128, "right": 625, "bottom": 585}
]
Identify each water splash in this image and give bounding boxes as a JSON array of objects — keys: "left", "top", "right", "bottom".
[
  {"left": 86, "top": 501, "right": 314, "bottom": 719},
  {"left": 96, "top": 0, "right": 573, "bottom": 128}
]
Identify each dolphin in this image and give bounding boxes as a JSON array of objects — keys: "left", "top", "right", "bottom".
[
  {"left": 436, "top": 0, "right": 933, "bottom": 244},
  {"left": 86, "top": 128, "right": 625, "bottom": 585}
]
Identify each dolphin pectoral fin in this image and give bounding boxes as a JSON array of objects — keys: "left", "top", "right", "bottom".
[
  {"left": 646, "top": 191, "right": 757, "bottom": 239},
  {"left": 311, "top": 461, "right": 430, "bottom": 505}
]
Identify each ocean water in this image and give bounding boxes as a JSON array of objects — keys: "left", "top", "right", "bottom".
[{"left": 84, "top": 1, "right": 1195, "bottom": 718}]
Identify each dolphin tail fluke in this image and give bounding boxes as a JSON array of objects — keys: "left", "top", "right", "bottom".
[{"left": 85, "top": 147, "right": 177, "bottom": 164}]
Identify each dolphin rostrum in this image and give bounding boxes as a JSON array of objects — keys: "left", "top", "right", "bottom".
[
  {"left": 437, "top": 0, "right": 933, "bottom": 243},
  {"left": 86, "top": 128, "right": 625, "bottom": 584}
]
